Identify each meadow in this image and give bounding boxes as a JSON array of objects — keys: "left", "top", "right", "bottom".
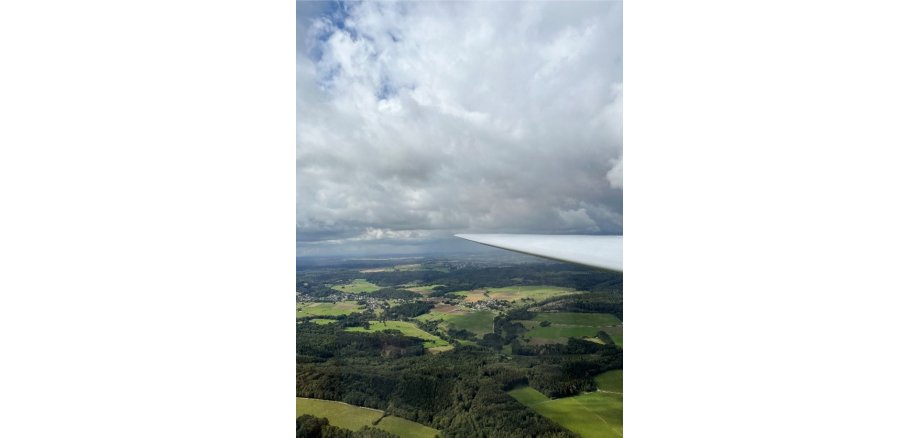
[
  {"left": 377, "top": 416, "right": 440, "bottom": 438},
  {"left": 345, "top": 320, "right": 451, "bottom": 350},
  {"left": 308, "top": 318, "right": 337, "bottom": 325},
  {"left": 508, "top": 378, "right": 623, "bottom": 438},
  {"left": 331, "top": 278, "right": 381, "bottom": 293},
  {"left": 519, "top": 312, "right": 622, "bottom": 347},
  {"left": 404, "top": 284, "right": 443, "bottom": 295},
  {"left": 594, "top": 369, "right": 623, "bottom": 393},
  {"left": 457, "top": 285, "right": 579, "bottom": 304},
  {"left": 295, "top": 397, "right": 438, "bottom": 438},
  {"left": 360, "top": 263, "right": 423, "bottom": 273},
  {"left": 415, "top": 305, "right": 495, "bottom": 336},
  {"left": 296, "top": 301, "right": 363, "bottom": 318}
]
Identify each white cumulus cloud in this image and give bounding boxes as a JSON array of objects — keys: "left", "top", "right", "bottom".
[{"left": 297, "top": 1, "right": 622, "bottom": 255}]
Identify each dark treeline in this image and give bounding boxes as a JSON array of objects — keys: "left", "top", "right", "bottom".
[
  {"left": 511, "top": 339, "right": 623, "bottom": 397},
  {"left": 369, "top": 288, "right": 421, "bottom": 300},
  {"left": 385, "top": 302, "right": 433, "bottom": 319},
  {"left": 533, "top": 291, "right": 623, "bottom": 320},
  {"left": 296, "top": 322, "right": 425, "bottom": 361},
  {"left": 296, "top": 414, "right": 396, "bottom": 438},
  {"left": 359, "top": 265, "right": 622, "bottom": 295}
]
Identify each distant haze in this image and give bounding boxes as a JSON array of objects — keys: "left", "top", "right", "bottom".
[{"left": 297, "top": 1, "right": 622, "bottom": 256}]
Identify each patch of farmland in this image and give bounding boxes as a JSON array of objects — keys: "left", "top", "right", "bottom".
[
  {"left": 308, "top": 318, "right": 338, "bottom": 325},
  {"left": 297, "top": 301, "right": 363, "bottom": 318},
  {"left": 344, "top": 320, "right": 451, "bottom": 350},
  {"left": 359, "top": 263, "right": 423, "bottom": 273},
  {"left": 415, "top": 305, "right": 495, "bottom": 336},
  {"left": 330, "top": 279, "right": 380, "bottom": 294},
  {"left": 507, "top": 385, "right": 622, "bottom": 438},
  {"left": 404, "top": 284, "right": 443, "bottom": 295},
  {"left": 458, "top": 285, "right": 580, "bottom": 304},
  {"left": 594, "top": 370, "right": 622, "bottom": 393},
  {"left": 518, "top": 312, "right": 622, "bottom": 347},
  {"left": 377, "top": 416, "right": 439, "bottom": 438}
]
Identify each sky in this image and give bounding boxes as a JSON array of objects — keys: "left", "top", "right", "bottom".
[{"left": 297, "top": 1, "right": 622, "bottom": 256}]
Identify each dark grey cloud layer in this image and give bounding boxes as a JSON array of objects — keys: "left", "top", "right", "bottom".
[{"left": 297, "top": 1, "right": 622, "bottom": 256}]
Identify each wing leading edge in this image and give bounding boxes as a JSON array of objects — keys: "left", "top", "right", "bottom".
[{"left": 455, "top": 234, "right": 622, "bottom": 272}]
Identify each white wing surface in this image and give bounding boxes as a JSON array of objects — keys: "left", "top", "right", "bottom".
[{"left": 455, "top": 234, "right": 622, "bottom": 272}]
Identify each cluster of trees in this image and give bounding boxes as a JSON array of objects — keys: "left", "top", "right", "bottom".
[
  {"left": 296, "top": 262, "right": 624, "bottom": 436},
  {"left": 358, "top": 265, "right": 621, "bottom": 296},
  {"left": 596, "top": 330, "right": 614, "bottom": 344},
  {"left": 369, "top": 288, "right": 421, "bottom": 300},
  {"left": 513, "top": 340, "right": 622, "bottom": 398},
  {"left": 296, "top": 347, "right": 577, "bottom": 437},
  {"left": 296, "top": 414, "right": 396, "bottom": 438},
  {"left": 533, "top": 292, "right": 623, "bottom": 320},
  {"left": 296, "top": 322, "right": 425, "bottom": 362},
  {"left": 297, "top": 282, "right": 340, "bottom": 298},
  {"left": 385, "top": 302, "right": 433, "bottom": 319},
  {"left": 296, "top": 307, "right": 622, "bottom": 433}
]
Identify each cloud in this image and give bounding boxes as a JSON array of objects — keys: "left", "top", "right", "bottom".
[
  {"left": 297, "top": 1, "right": 622, "bottom": 255},
  {"left": 606, "top": 159, "right": 623, "bottom": 189}
]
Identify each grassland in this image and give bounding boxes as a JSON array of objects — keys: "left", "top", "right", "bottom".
[
  {"left": 308, "top": 318, "right": 338, "bottom": 325},
  {"left": 535, "top": 312, "right": 621, "bottom": 326},
  {"left": 404, "top": 284, "right": 443, "bottom": 295},
  {"left": 518, "top": 312, "right": 622, "bottom": 347},
  {"left": 297, "top": 301, "right": 363, "bottom": 318},
  {"left": 360, "top": 263, "right": 423, "bottom": 273},
  {"left": 295, "top": 397, "right": 383, "bottom": 430},
  {"left": 508, "top": 384, "right": 623, "bottom": 438},
  {"left": 594, "top": 370, "right": 622, "bottom": 393},
  {"left": 457, "top": 285, "right": 579, "bottom": 304},
  {"left": 377, "top": 416, "right": 439, "bottom": 438},
  {"left": 295, "top": 398, "right": 438, "bottom": 438},
  {"left": 415, "top": 305, "right": 495, "bottom": 336},
  {"left": 345, "top": 320, "right": 451, "bottom": 350},
  {"left": 331, "top": 278, "right": 381, "bottom": 293}
]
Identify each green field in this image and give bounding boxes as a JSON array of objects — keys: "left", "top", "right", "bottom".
[
  {"left": 309, "top": 318, "right": 338, "bottom": 325},
  {"left": 404, "top": 284, "right": 443, "bottom": 295},
  {"left": 360, "top": 263, "right": 424, "bottom": 273},
  {"left": 594, "top": 370, "right": 623, "bottom": 393},
  {"left": 295, "top": 398, "right": 437, "bottom": 438},
  {"left": 296, "top": 397, "right": 383, "bottom": 430},
  {"left": 535, "top": 312, "right": 621, "bottom": 326},
  {"left": 345, "top": 320, "right": 451, "bottom": 350},
  {"left": 457, "top": 285, "right": 579, "bottom": 304},
  {"left": 377, "top": 416, "right": 440, "bottom": 438},
  {"left": 519, "top": 312, "right": 622, "bottom": 347},
  {"left": 416, "top": 306, "right": 495, "bottom": 336},
  {"left": 297, "top": 301, "right": 363, "bottom": 318},
  {"left": 508, "top": 384, "right": 622, "bottom": 438},
  {"left": 331, "top": 279, "right": 381, "bottom": 293}
]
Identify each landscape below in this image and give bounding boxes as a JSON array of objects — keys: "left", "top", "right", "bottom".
[{"left": 296, "top": 257, "right": 623, "bottom": 438}]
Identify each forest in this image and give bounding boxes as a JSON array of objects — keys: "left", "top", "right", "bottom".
[{"left": 296, "top": 259, "right": 623, "bottom": 437}]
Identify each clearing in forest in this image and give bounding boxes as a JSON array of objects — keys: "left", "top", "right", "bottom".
[
  {"left": 331, "top": 279, "right": 381, "bottom": 293},
  {"left": 457, "top": 285, "right": 579, "bottom": 304},
  {"left": 296, "top": 301, "right": 363, "bottom": 318},
  {"left": 507, "top": 375, "right": 623, "bottom": 438},
  {"left": 415, "top": 305, "right": 495, "bottom": 336},
  {"left": 518, "top": 312, "right": 622, "bottom": 347},
  {"left": 359, "top": 263, "right": 423, "bottom": 273},
  {"left": 345, "top": 320, "right": 451, "bottom": 350},
  {"left": 594, "top": 370, "right": 623, "bottom": 393},
  {"left": 307, "top": 318, "right": 338, "bottom": 325},
  {"left": 404, "top": 284, "right": 443, "bottom": 295}
]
